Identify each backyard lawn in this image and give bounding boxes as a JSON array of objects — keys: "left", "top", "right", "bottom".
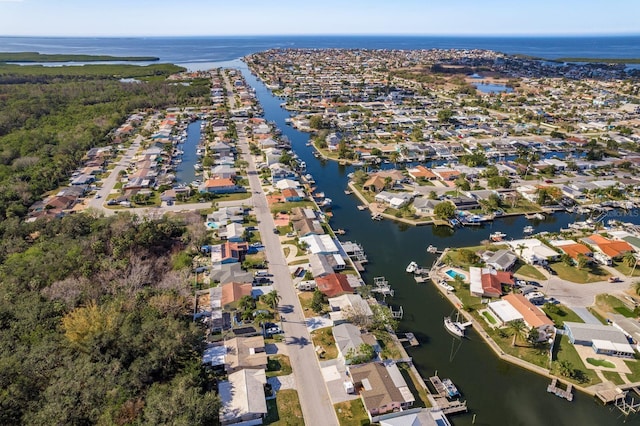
[
  {"left": 264, "top": 389, "right": 304, "bottom": 426},
  {"left": 334, "top": 399, "right": 370, "bottom": 426},
  {"left": 551, "top": 334, "right": 600, "bottom": 386}
]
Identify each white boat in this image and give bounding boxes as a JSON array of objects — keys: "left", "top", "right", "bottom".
[
  {"left": 442, "top": 378, "right": 460, "bottom": 398},
  {"left": 489, "top": 231, "right": 507, "bottom": 242},
  {"left": 523, "top": 225, "right": 534, "bottom": 234},
  {"left": 439, "top": 280, "right": 455, "bottom": 292},
  {"left": 444, "top": 315, "right": 466, "bottom": 338},
  {"left": 406, "top": 261, "right": 418, "bottom": 273},
  {"left": 427, "top": 245, "right": 438, "bottom": 253}
]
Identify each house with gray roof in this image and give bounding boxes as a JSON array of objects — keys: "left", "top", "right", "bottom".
[
  {"left": 484, "top": 249, "right": 518, "bottom": 271},
  {"left": 412, "top": 197, "right": 439, "bottom": 217},
  {"left": 218, "top": 368, "right": 267, "bottom": 425},
  {"left": 564, "top": 321, "right": 635, "bottom": 358}
]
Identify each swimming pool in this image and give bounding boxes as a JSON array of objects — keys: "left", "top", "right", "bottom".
[{"left": 445, "top": 269, "right": 466, "bottom": 280}]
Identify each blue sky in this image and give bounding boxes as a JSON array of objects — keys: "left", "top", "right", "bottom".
[{"left": 1, "top": 0, "right": 639, "bottom": 37}]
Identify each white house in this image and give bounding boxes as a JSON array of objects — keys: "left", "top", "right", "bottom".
[{"left": 507, "top": 239, "right": 560, "bottom": 265}]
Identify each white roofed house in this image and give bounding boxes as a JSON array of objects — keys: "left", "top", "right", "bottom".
[
  {"left": 507, "top": 239, "right": 560, "bottom": 265},
  {"left": 210, "top": 164, "right": 237, "bottom": 180},
  {"left": 218, "top": 368, "right": 268, "bottom": 425},
  {"left": 374, "top": 191, "right": 414, "bottom": 209},
  {"left": 331, "top": 323, "right": 379, "bottom": 364},
  {"left": 484, "top": 249, "right": 518, "bottom": 271},
  {"left": 412, "top": 197, "right": 440, "bottom": 217},
  {"left": 328, "top": 293, "right": 373, "bottom": 325},
  {"left": 299, "top": 234, "right": 340, "bottom": 255},
  {"left": 220, "top": 222, "right": 245, "bottom": 242},
  {"left": 564, "top": 322, "right": 635, "bottom": 358}
]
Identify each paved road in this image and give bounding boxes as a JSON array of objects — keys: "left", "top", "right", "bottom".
[{"left": 236, "top": 123, "right": 339, "bottom": 425}]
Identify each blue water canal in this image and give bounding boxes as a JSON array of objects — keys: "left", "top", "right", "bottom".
[
  {"left": 231, "top": 60, "right": 637, "bottom": 425},
  {"left": 175, "top": 120, "right": 202, "bottom": 184}
]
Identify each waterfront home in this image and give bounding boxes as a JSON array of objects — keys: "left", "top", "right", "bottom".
[
  {"left": 507, "top": 239, "right": 560, "bottom": 265},
  {"left": 610, "top": 315, "right": 640, "bottom": 352},
  {"left": 483, "top": 249, "right": 518, "bottom": 271},
  {"left": 274, "top": 178, "right": 301, "bottom": 190},
  {"left": 300, "top": 234, "right": 340, "bottom": 255},
  {"left": 580, "top": 234, "right": 634, "bottom": 262},
  {"left": 448, "top": 196, "right": 481, "bottom": 211},
  {"left": 224, "top": 336, "right": 268, "bottom": 374},
  {"left": 282, "top": 187, "right": 305, "bottom": 202},
  {"left": 362, "top": 175, "right": 388, "bottom": 192},
  {"left": 549, "top": 240, "right": 593, "bottom": 264},
  {"left": 218, "top": 368, "right": 268, "bottom": 426},
  {"left": 269, "top": 163, "right": 297, "bottom": 182},
  {"left": 502, "top": 294, "right": 555, "bottom": 339},
  {"left": 348, "top": 362, "right": 415, "bottom": 421},
  {"left": 328, "top": 293, "right": 373, "bottom": 325},
  {"left": 407, "top": 165, "right": 437, "bottom": 181},
  {"left": 220, "top": 281, "right": 253, "bottom": 309},
  {"left": 432, "top": 167, "right": 461, "bottom": 182},
  {"left": 469, "top": 267, "right": 515, "bottom": 298},
  {"left": 292, "top": 217, "right": 325, "bottom": 237},
  {"left": 374, "top": 191, "right": 414, "bottom": 209},
  {"left": 315, "top": 273, "right": 355, "bottom": 298},
  {"left": 308, "top": 253, "right": 340, "bottom": 277},
  {"left": 564, "top": 322, "right": 635, "bottom": 358},
  {"left": 210, "top": 165, "right": 237, "bottom": 180},
  {"left": 200, "top": 178, "right": 242, "bottom": 194},
  {"left": 331, "top": 323, "right": 378, "bottom": 363},
  {"left": 412, "top": 197, "right": 440, "bottom": 217},
  {"left": 210, "top": 141, "right": 232, "bottom": 158}
]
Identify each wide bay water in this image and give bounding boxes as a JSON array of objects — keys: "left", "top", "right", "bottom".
[{"left": 5, "top": 35, "right": 640, "bottom": 425}]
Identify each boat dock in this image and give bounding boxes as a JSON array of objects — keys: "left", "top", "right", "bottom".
[
  {"left": 398, "top": 332, "right": 419, "bottom": 347},
  {"left": 547, "top": 378, "right": 574, "bottom": 401}
]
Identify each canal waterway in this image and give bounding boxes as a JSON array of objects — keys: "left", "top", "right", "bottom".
[
  {"left": 175, "top": 119, "right": 202, "bottom": 184},
  {"left": 233, "top": 60, "right": 638, "bottom": 425}
]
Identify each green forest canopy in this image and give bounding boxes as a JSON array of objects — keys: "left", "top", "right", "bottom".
[{"left": 0, "top": 52, "right": 159, "bottom": 62}]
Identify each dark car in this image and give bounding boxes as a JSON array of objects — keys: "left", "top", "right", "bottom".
[
  {"left": 273, "top": 228, "right": 279, "bottom": 234},
  {"left": 544, "top": 179, "right": 554, "bottom": 184}
]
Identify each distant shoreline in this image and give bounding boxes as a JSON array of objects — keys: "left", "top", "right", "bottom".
[
  {"left": 0, "top": 52, "right": 159, "bottom": 63},
  {"left": 554, "top": 57, "right": 640, "bottom": 64}
]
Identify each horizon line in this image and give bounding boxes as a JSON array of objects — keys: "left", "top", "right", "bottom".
[{"left": 1, "top": 32, "right": 640, "bottom": 39}]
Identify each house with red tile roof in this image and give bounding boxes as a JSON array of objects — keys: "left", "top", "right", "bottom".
[
  {"left": 407, "top": 165, "right": 437, "bottom": 181},
  {"left": 469, "top": 267, "right": 514, "bottom": 298},
  {"left": 581, "top": 234, "right": 634, "bottom": 260},
  {"left": 503, "top": 293, "right": 554, "bottom": 335},
  {"left": 550, "top": 240, "right": 593, "bottom": 264},
  {"left": 211, "top": 241, "right": 249, "bottom": 265},
  {"left": 315, "top": 273, "right": 354, "bottom": 298},
  {"left": 200, "top": 178, "right": 242, "bottom": 194}
]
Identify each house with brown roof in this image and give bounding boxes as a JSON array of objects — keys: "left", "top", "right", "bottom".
[
  {"left": 469, "top": 267, "right": 514, "bottom": 298},
  {"left": 224, "top": 336, "right": 267, "bottom": 374},
  {"left": 221, "top": 282, "right": 253, "bottom": 308},
  {"left": 348, "top": 362, "right": 415, "bottom": 421},
  {"left": 362, "top": 175, "right": 387, "bottom": 193},
  {"left": 200, "top": 178, "right": 242, "bottom": 194},
  {"left": 211, "top": 241, "right": 249, "bottom": 265},
  {"left": 315, "top": 273, "right": 354, "bottom": 298}
]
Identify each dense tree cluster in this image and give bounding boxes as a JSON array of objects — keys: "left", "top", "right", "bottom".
[{"left": 0, "top": 212, "right": 219, "bottom": 425}]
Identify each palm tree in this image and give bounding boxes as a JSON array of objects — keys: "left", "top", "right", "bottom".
[
  {"left": 238, "top": 295, "right": 255, "bottom": 312},
  {"left": 624, "top": 252, "right": 639, "bottom": 277},
  {"left": 261, "top": 290, "right": 281, "bottom": 311},
  {"left": 508, "top": 319, "right": 527, "bottom": 347}
]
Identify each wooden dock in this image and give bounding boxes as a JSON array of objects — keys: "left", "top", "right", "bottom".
[
  {"left": 433, "top": 397, "right": 468, "bottom": 415},
  {"left": 429, "top": 376, "right": 448, "bottom": 398},
  {"left": 398, "top": 332, "right": 419, "bottom": 347},
  {"left": 547, "top": 378, "right": 574, "bottom": 401}
]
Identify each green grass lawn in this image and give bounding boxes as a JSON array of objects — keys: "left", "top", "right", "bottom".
[
  {"left": 623, "top": 359, "right": 640, "bottom": 382},
  {"left": 602, "top": 370, "right": 625, "bottom": 385},
  {"left": 482, "top": 311, "right": 497, "bottom": 324},
  {"left": 215, "top": 192, "right": 252, "bottom": 202},
  {"left": 264, "top": 389, "right": 304, "bottom": 425},
  {"left": 542, "top": 304, "right": 584, "bottom": 327},
  {"left": 269, "top": 200, "right": 316, "bottom": 214},
  {"left": 551, "top": 334, "right": 601, "bottom": 386},
  {"left": 513, "top": 262, "right": 546, "bottom": 280},
  {"left": 549, "top": 262, "right": 608, "bottom": 283},
  {"left": 586, "top": 307, "right": 608, "bottom": 325},
  {"left": 586, "top": 358, "right": 616, "bottom": 368},
  {"left": 595, "top": 294, "right": 637, "bottom": 318},
  {"left": 266, "top": 354, "right": 293, "bottom": 377},
  {"left": 484, "top": 324, "right": 552, "bottom": 368},
  {"left": 334, "top": 399, "right": 370, "bottom": 426},
  {"left": 612, "top": 260, "right": 640, "bottom": 277},
  {"left": 310, "top": 327, "right": 338, "bottom": 360},
  {"left": 373, "top": 331, "right": 403, "bottom": 360}
]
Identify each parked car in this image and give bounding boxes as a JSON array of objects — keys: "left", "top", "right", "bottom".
[
  {"left": 272, "top": 228, "right": 279, "bottom": 234},
  {"left": 266, "top": 326, "right": 283, "bottom": 335}
]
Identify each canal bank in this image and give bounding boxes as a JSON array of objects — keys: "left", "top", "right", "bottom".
[{"left": 232, "top": 60, "right": 638, "bottom": 425}]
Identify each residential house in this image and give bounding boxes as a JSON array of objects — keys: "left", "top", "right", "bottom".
[
  {"left": 210, "top": 165, "right": 237, "bottom": 180},
  {"left": 315, "top": 273, "right": 354, "bottom": 298},
  {"left": 483, "top": 249, "right": 518, "bottom": 271},
  {"left": 564, "top": 322, "right": 635, "bottom": 358},
  {"left": 349, "top": 362, "right": 415, "bottom": 421},
  {"left": 282, "top": 187, "right": 305, "bottom": 202},
  {"left": 448, "top": 196, "right": 480, "bottom": 211},
  {"left": 270, "top": 163, "right": 297, "bottom": 182},
  {"left": 220, "top": 281, "right": 253, "bottom": 308},
  {"left": 407, "top": 165, "right": 437, "bottom": 181},
  {"left": 211, "top": 241, "right": 249, "bottom": 264},
  {"left": 218, "top": 368, "right": 268, "bottom": 426},
  {"left": 581, "top": 234, "right": 634, "bottom": 262},
  {"left": 332, "top": 323, "right": 379, "bottom": 364},
  {"left": 362, "top": 175, "right": 387, "bottom": 193},
  {"left": 200, "top": 178, "right": 242, "bottom": 194},
  {"left": 374, "top": 191, "right": 414, "bottom": 209},
  {"left": 549, "top": 240, "right": 593, "bottom": 264},
  {"left": 469, "top": 267, "right": 514, "bottom": 298},
  {"left": 224, "top": 336, "right": 268, "bottom": 374},
  {"left": 292, "top": 218, "right": 325, "bottom": 237},
  {"left": 220, "top": 222, "right": 245, "bottom": 242},
  {"left": 300, "top": 234, "right": 340, "bottom": 254},
  {"left": 209, "top": 263, "right": 254, "bottom": 286},
  {"left": 328, "top": 293, "right": 373, "bottom": 325},
  {"left": 507, "top": 239, "right": 560, "bottom": 265},
  {"left": 412, "top": 197, "right": 440, "bottom": 217},
  {"left": 210, "top": 141, "right": 232, "bottom": 158},
  {"left": 503, "top": 294, "right": 555, "bottom": 339},
  {"left": 309, "top": 253, "right": 345, "bottom": 277}
]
